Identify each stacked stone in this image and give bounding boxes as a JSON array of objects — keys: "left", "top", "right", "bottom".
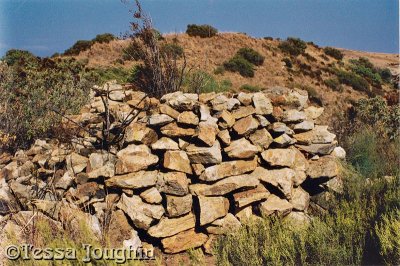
[{"left": 0, "top": 82, "right": 345, "bottom": 254}]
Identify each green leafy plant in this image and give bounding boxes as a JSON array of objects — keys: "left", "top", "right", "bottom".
[
  {"left": 240, "top": 84, "right": 263, "bottom": 92},
  {"left": 223, "top": 56, "right": 255, "bottom": 77},
  {"left": 186, "top": 24, "right": 218, "bottom": 38},
  {"left": 278, "top": 37, "right": 307, "bottom": 56},
  {"left": 334, "top": 68, "right": 370, "bottom": 92},
  {"left": 324, "top": 78, "right": 344, "bottom": 92},
  {"left": 323, "top": 47, "right": 344, "bottom": 60},
  {"left": 236, "top": 47, "right": 265, "bottom": 66},
  {"left": 93, "top": 33, "right": 116, "bottom": 44}
]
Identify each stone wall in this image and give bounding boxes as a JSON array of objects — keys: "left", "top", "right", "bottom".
[{"left": 0, "top": 82, "right": 346, "bottom": 254}]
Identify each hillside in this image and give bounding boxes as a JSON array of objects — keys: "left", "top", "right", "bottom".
[{"left": 68, "top": 33, "right": 399, "bottom": 125}]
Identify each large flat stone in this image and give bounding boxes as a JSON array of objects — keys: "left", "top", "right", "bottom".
[
  {"left": 190, "top": 174, "right": 259, "bottom": 196},
  {"left": 261, "top": 149, "right": 296, "bottom": 167},
  {"left": 233, "top": 184, "right": 270, "bottom": 208},
  {"left": 224, "top": 138, "right": 258, "bottom": 159},
  {"left": 186, "top": 141, "right": 222, "bottom": 164},
  {"left": 157, "top": 172, "right": 190, "bottom": 196},
  {"left": 161, "top": 229, "right": 208, "bottom": 254},
  {"left": 115, "top": 145, "right": 159, "bottom": 174},
  {"left": 163, "top": 151, "right": 192, "bottom": 174},
  {"left": 148, "top": 212, "right": 196, "bottom": 238},
  {"left": 105, "top": 171, "right": 158, "bottom": 189},
  {"left": 198, "top": 196, "right": 229, "bottom": 225},
  {"left": 199, "top": 158, "right": 258, "bottom": 182}
]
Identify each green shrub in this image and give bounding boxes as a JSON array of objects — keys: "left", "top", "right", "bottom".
[
  {"left": 375, "top": 209, "right": 400, "bottom": 265},
  {"left": 264, "top": 36, "right": 274, "bottom": 41},
  {"left": 64, "top": 40, "right": 94, "bottom": 55},
  {"left": 236, "top": 48, "right": 265, "bottom": 66},
  {"left": 240, "top": 84, "right": 263, "bottom": 92},
  {"left": 0, "top": 56, "right": 91, "bottom": 150},
  {"left": 335, "top": 69, "right": 370, "bottom": 92},
  {"left": 378, "top": 68, "right": 392, "bottom": 83},
  {"left": 324, "top": 78, "right": 343, "bottom": 92},
  {"left": 93, "top": 33, "right": 116, "bottom": 44},
  {"left": 223, "top": 56, "right": 255, "bottom": 77},
  {"left": 282, "top": 57, "right": 293, "bottom": 68},
  {"left": 3, "top": 49, "right": 39, "bottom": 66},
  {"left": 323, "top": 47, "right": 344, "bottom": 60},
  {"left": 349, "top": 57, "right": 385, "bottom": 86},
  {"left": 161, "top": 43, "right": 184, "bottom": 59},
  {"left": 186, "top": 24, "right": 218, "bottom": 38},
  {"left": 278, "top": 37, "right": 307, "bottom": 56},
  {"left": 214, "top": 66, "right": 225, "bottom": 75},
  {"left": 88, "top": 66, "right": 130, "bottom": 84},
  {"left": 184, "top": 70, "right": 232, "bottom": 93}
]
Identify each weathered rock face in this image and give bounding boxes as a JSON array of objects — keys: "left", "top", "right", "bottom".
[{"left": 0, "top": 84, "right": 341, "bottom": 254}]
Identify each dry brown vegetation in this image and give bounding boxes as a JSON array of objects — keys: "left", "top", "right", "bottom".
[{"left": 69, "top": 32, "right": 398, "bottom": 124}]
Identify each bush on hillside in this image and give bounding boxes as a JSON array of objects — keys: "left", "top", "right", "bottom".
[
  {"left": 161, "top": 43, "right": 184, "bottom": 59},
  {"left": 240, "top": 84, "right": 264, "bottom": 92},
  {"left": 184, "top": 70, "right": 232, "bottom": 93},
  {"left": 334, "top": 69, "right": 370, "bottom": 92},
  {"left": 324, "top": 78, "right": 343, "bottom": 92},
  {"left": 236, "top": 47, "right": 265, "bottom": 66},
  {"left": 223, "top": 56, "right": 255, "bottom": 77},
  {"left": 186, "top": 24, "right": 218, "bottom": 38},
  {"left": 323, "top": 47, "right": 344, "bottom": 60},
  {"left": 282, "top": 57, "right": 293, "bottom": 68},
  {"left": 0, "top": 56, "right": 91, "bottom": 151},
  {"left": 3, "top": 49, "right": 39, "bottom": 66},
  {"left": 93, "top": 33, "right": 116, "bottom": 44},
  {"left": 64, "top": 40, "right": 94, "bottom": 56},
  {"left": 278, "top": 37, "right": 307, "bottom": 56}
]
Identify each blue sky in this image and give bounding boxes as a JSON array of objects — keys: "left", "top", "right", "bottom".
[{"left": 0, "top": 0, "right": 398, "bottom": 57}]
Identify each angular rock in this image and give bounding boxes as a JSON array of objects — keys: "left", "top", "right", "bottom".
[
  {"left": 148, "top": 212, "right": 196, "bottom": 238},
  {"left": 148, "top": 114, "right": 174, "bottom": 126},
  {"left": 249, "top": 128, "right": 273, "bottom": 151},
  {"left": 197, "top": 121, "right": 218, "bottom": 147},
  {"left": 233, "top": 184, "right": 270, "bottom": 208},
  {"left": 199, "top": 92, "right": 216, "bottom": 103},
  {"left": 126, "top": 91, "right": 147, "bottom": 107},
  {"left": 157, "top": 172, "right": 189, "bottom": 196},
  {"left": 271, "top": 122, "right": 294, "bottom": 135},
  {"left": 206, "top": 213, "right": 241, "bottom": 235},
  {"left": 211, "top": 94, "right": 229, "bottom": 111},
  {"left": 164, "top": 151, "right": 192, "bottom": 174},
  {"left": 190, "top": 174, "right": 259, "bottom": 196},
  {"left": 117, "top": 194, "right": 164, "bottom": 230},
  {"left": 237, "top": 92, "right": 253, "bottom": 106},
  {"left": 177, "top": 111, "right": 199, "bottom": 126},
  {"left": 232, "top": 105, "right": 256, "bottom": 120},
  {"left": 253, "top": 92, "right": 273, "bottom": 115},
  {"left": 199, "top": 104, "right": 212, "bottom": 121},
  {"left": 291, "top": 187, "right": 310, "bottom": 211},
  {"left": 162, "top": 229, "right": 208, "bottom": 254},
  {"left": 55, "top": 171, "right": 74, "bottom": 190},
  {"left": 151, "top": 137, "right": 179, "bottom": 150},
  {"left": 233, "top": 116, "right": 259, "bottom": 136},
  {"left": 305, "top": 106, "right": 324, "bottom": 120},
  {"left": 160, "top": 122, "right": 196, "bottom": 137},
  {"left": 125, "top": 123, "right": 158, "bottom": 145},
  {"left": 307, "top": 156, "right": 339, "bottom": 179},
  {"left": 66, "top": 152, "right": 88, "bottom": 174},
  {"left": 107, "top": 210, "right": 142, "bottom": 249},
  {"left": 259, "top": 195, "right": 293, "bottom": 216},
  {"left": 293, "top": 125, "right": 336, "bottom": 145},
  {"left": 227, "top": 98, "right": 240, "bottom": 110},
  {"left": 87, "top": 152, "right": 116, "bottom": 179},
  {"left": 186, "top": 141, "right": 222, "bottom": 164},
  {"left": 218, "top": 110, "right": 235, "bottom": 128},
  {"left": 284, "top": 211, "right": 311, "bottom": 227},
  {"left": 294, "top": 120, "right": 314, "bottom": 132},
  {"left": 105, "top": 171, "right": 158, "bottom": 189},
  {"left": 217, "top": 130, "right": 231, "bottom": 146},
  {"left": 203, "top": 234, "right": 218, "bottom": 255},
  {"left": 224, "top": 138, "right": 258, "bottom": 159},
  {"left": 274, "top": 133, "right": 295, "bottom": 147},
  {"left": 140, "top": 187, "right": 162, "bottom": 204},
  {"left": 282, "top": 110, "right": 306, "bottom": 123},
  {"left": 198, "top": 196, "right": 229, "bottom": 225},
  {"left": 251, "top": 167, "right": 294, "bottom": 199},
  {"left": 199, "top": 158, "right": 258, "bottom": 182},
  {"left": 161, "top": 91, "right": 198, "bottom": 111},
  {"left": 192, "top": 164, "right": 205, "bottom": 176},
  {"left": 115, "top": 145, "right": 159, "bottom": 174},
  {"left": 296, "top": 142, "right": 337, "bottom": 155},
  {"left": 166, "top": 194, "right": 193, "bottom": 217},
  {"left": 261, "top": 149, "right": 296, "bottom": 167},
  {"left": 159, "top": 104, "right": 180, "bottom": 119},
  {"left": 255, "top": 114, "right": 271, "bottom": 127},
  {"left": 331, "top": 146, "right": 346, "bottom": 159}
]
